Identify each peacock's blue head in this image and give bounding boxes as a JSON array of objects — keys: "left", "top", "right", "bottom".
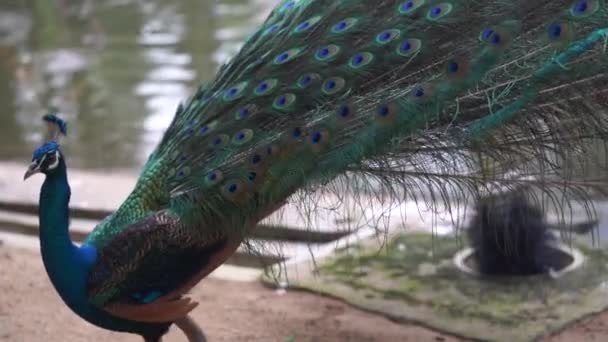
[
  {"left": 24, "top": 141, "right": 63, "bottom": 180},
  {"left": 24, "top": 113, "right": 68, "bottom": 180}
]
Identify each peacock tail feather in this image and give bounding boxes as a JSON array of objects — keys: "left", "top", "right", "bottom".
[{"left": 82, "top": 0, "right": 608, "bottom": 309}]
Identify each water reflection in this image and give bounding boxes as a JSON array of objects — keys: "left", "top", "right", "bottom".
[{"left": 0, "top": 0, "right": 270, "bottom": 170}]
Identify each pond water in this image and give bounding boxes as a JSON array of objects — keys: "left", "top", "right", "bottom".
[{"left": 0, "top": 0, "right": 271, "bottom": 170}]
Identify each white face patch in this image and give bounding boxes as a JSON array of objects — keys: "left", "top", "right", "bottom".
[{"left": 36, "top": 154, "right": 47, "bottom": 170}]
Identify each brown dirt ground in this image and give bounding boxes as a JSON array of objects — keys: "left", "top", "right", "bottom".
[{"left": 1, "top": 244, "right": 608, "bottom": 342}]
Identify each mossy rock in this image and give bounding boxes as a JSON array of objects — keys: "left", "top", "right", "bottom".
[{"left": 262, "top": 233, "right": 608, "bottom": 341}]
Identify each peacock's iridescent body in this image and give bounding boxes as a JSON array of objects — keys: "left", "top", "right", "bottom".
[{"left": 23, "top": 0, "right": 608, "bottom": 341}]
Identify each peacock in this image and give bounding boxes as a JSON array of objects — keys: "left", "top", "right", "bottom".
[{"left": 22, "top": 0, "right": 608, "bottom": 341}]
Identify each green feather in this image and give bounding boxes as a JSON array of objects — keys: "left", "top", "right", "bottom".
[{"left": 84, "top": 0, "right": 608, "bottom": 249}]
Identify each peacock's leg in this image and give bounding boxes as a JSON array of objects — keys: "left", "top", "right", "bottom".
[{"left": 175, "top": 315, "right": 207, "bottom": 342}]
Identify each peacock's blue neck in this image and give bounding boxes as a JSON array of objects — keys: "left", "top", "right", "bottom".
[
  {"left": 37, "top": 158, "right": 168, "bottom": 338},
  {"left": 38, "top": 159, "right": 84, "bottom": 309}
]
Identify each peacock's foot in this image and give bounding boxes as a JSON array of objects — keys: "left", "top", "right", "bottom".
[{"left": 175, "top": 315, "right": 207, "bottom": 342}]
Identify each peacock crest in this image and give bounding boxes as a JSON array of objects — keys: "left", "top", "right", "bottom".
[
  {"left": 26, "top": 113, "right": 68, "bottom": 176},
  {"left": 43, "top": 112, "right": 67, "bottom": 139}
]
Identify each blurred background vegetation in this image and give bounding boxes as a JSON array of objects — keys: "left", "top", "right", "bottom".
[{"left": 0, "top": 0, "right": 270, "bottom": 170}]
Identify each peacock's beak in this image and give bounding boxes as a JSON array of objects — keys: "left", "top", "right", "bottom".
[{"left": 23, "top": 162, "right": 40, "bottom": 180}]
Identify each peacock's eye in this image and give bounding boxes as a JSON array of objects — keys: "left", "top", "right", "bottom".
[{"left": 43, "top": 151, "right": 60, "bottom": 170}]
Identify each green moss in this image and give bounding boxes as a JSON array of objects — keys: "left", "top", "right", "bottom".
[
  {"left": 400, "top": 277, "right": 421, "bottom": 293},
  {"left": 268, "top": 232, "right": 608, "bottom": 341}
]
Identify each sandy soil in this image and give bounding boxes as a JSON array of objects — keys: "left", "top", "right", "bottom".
[{"left": 1, "top": 244, "right": 608, "bottom": 342}]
